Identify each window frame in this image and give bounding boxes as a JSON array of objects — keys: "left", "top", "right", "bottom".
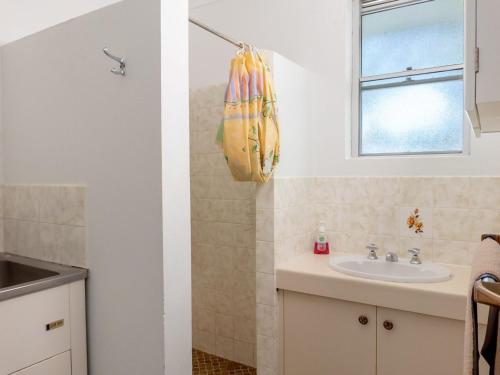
[{"left": 351, "top": 0, "right": 469, "bottom": 158}]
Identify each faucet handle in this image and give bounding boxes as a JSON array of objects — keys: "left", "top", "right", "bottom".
[
  {"left": 408, "top": 248, "right": 422, "bottom": 264},
  {"left": 367, "top": 243, "right": 378, "bottom": 260}
]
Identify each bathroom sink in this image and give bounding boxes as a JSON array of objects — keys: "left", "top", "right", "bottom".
[{"left": 330, "top": 255, "right": 451, "bottom": 283}]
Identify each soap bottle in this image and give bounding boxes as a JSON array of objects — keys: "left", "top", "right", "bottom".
[{"left": 314, "top": 221, "right": 330, "bottom": 255}]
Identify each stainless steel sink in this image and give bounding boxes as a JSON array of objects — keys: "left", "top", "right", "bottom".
[
  {"left": 0, "top": 260, "right": 59, "bottom": 289},
  {"left": 0, "top": 253, "right": 87, "bottom": 302}
]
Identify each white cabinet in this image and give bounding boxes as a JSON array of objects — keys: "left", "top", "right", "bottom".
[
  {"left": 0, "top": 285, "right": 70, "bottom": 375},
  {"left": 377, "top": 307, "right": 465, "bottom": 375},
  {"left": 282, "top": 291, "right": 487, "bottom": 375},
  {"left": 11, "top": 352, "right": 71, "bottom": 375},
  {"left": 283, "top": 291, "right": 376, "bottom": 375},
  {"left": 465, "top": 0, "right": 500, "bottom": 134},
  {"left": 0, "top": 281, "right": 87, "bottom": 375}
]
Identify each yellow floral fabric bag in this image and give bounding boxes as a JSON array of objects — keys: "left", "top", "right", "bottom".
[{"left": 217, "top": 47, "right": 280, "bottom": 183}]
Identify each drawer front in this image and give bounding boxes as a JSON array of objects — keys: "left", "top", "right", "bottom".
[
  {"left": 0, "top": 286, "right": 71, "bottom": 375},
  {"left": 10, "top": 351, "right": 71, "bottom": 375}
]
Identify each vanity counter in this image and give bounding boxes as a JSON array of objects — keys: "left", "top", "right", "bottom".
[{"left": 276, "top": 252, "right": 488, "bottom": 323}]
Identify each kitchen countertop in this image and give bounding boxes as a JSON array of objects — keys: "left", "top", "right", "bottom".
[
  {"left": 0, "top": 252, "right": 88, "bottom": 302},
  {"left": 276, "top": 252, "right": 488, "bottom": 324}
]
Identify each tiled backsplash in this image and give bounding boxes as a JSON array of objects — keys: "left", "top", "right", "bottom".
[
  {"left": 190, "top": 85, "right": 257, "bottom": 367},
  {"left": 1, "top": 185, "right": 87, "bottom": 267},
  {"left": 272, "top": 177, "right": 500, "bottom": 266}
]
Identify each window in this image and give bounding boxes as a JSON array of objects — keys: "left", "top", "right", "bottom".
[{"left": 353, "top": 0, "right": 465, "bottom": 156}]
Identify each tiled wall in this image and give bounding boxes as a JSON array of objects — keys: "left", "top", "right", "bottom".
[
  {"left": 273, "top": 177, "right": 500, "bottom": 266},
  {"left": 255, "top": 176, "right": 500, "bottom": 375},
  {"left": 1, "top": 185, "right": 87, "bottom": 267},
  {"left": 190, "top": 85, "right": 257, "bottom": 367}
]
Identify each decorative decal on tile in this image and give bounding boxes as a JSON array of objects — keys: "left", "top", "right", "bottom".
[{"left": 407, "top": 208, "right": 424, "bottom": 234}]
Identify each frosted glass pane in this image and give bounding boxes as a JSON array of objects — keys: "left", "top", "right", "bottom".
[
  {"left": 360, "top": 71, "right": 464, "bottom": 155},
  {"left": 362, "top": 0, "right": 464, "bottom": 76}
]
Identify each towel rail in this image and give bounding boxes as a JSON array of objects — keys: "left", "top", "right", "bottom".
[{"left": 473, "top": 234, "right": 500, "bottom": 308}]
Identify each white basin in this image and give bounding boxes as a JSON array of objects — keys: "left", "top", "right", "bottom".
[{"left": 330, "top": 255, "right": 452, "bottom": 283}]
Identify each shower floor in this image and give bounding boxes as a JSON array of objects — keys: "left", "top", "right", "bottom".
[{"left": 192, "top": 349, "right": 256, "bottom": 375}]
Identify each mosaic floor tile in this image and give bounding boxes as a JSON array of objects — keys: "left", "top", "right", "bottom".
[{"left": 192, "top": 349, "right": 256, "bottom": 375}]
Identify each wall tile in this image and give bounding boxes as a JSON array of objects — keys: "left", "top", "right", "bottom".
[
  {"left": 398, "top": 177, "right": 434, "bottom": 206},
  {"left": 39, "top": 186, "right": 86, "bottom": 226},
  {"left": 234, "top": 340, "right": 256, "bottom": 367},
  {"left": 235, "top": 318, "right": 256, "bottom": 343},
  {"left": 233, "top": 294, "right": 256, "bottom": 321},
  {"left": 257, "top": 304, "right": 277, "bottom": 337},
  {"left": 216, "top": 313, "right": 235, "bottom": 339},
  {"left": 2, "top": 185, "right": 87, "bottom": 268},
  {"left": 433, "top": 240, "right": 477, "bottom": 265},
  {"left": 39, "top": 223, "right": 87, "bottom": 267},
  {"left": 0, "top": 220, "right": 4, "bottom": 252},
  {"left": 469, "top": 177, "right": 500, "bottom": 209},
  {"left": 433, "top": 177, "right": 470, "bottom": 208},
  {"left": 193, "top": 308, "right": 216, "bottom": 334},
  {"left": 3, "top": 219, "right": 18, "bottom": 253},
  {"left": 257, "top": 335, "right": 277, "bottom": 370},
  {"left": 257, "top": 273, "right": 276, "bottom": 307},
  {"left": 193, "top": 330, "right": 216, "bottom": 354},
  {"left": 256, "top": 209, "right": 274, "bottom": 242},
  {"left": 256, "top": 241, "right": 275, "bottom": 274},
  {"left": 367, "top": 177, "right": 400, "bottom": 206},
  {"left": 215, "top": 336, "right": 235, "bottom": 360},
  {"left": 256, "top": 179, "right": 275, "bottom": 209},
  {"left": 4, "top": 185, "right": 40, "bottom": 221},
  {"left": 16, "top": 221, "right": 41, "bottom": 259}
]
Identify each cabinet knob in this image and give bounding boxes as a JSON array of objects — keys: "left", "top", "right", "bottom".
[
  {"left": 383, "top": 320, "right": 394, "bottom": 331},
  {"left": 358, "top": 315, "right": 369, "bottom": 325}
]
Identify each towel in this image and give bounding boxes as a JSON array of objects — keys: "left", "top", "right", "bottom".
[
  {"left": 464, "top": 238, "right": 500, "bottom": 374},
  {"left": 218, "top": 46, "right": 280, "bottom": 183}
]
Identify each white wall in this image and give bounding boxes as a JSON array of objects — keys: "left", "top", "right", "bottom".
[
  {"left": 162, "top": 0, "right": 192, "bottom": 373},
  {"left": 267, "top": 52, "right": 313, "bottom": 177},
  {"left": 190, "top": 0, "right": 500, "bottom": 176},
  {"left": 0, "top": 0, "right": 123, "bottom": 46},
  {"left": 1, "top": 1, "right": 167, "bottom": 374}
]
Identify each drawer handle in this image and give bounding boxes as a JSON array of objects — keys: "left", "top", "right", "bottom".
[
  {"left": 383, "top": 320, "right": 394, "bottom": 331},
  {"left": 46, "top": 319, "right": 64, "bottom": 331},
  {"left": 358, "top": 315, "right": 369, "bottom": 325}
]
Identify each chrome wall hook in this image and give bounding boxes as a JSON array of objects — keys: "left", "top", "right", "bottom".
[{"left": 103, "top": 47, "right": 126, "bottom": 76}]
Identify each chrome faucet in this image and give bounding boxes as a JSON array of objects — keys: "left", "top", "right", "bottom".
[
  {"left": 367, "top": 243, "right": 378, "bottom": 260},
  {"left": 385, "top": 251, "right": 399, "bottom": 262},
  {"left": 408, "top": 248, "right": 422, "bottom": 264}
]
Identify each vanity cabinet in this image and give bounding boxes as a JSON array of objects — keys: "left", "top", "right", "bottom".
[
  {"left": 0, "top": 281, "right": 87, "bottom": 375},
  {"left": 465, "top": 0, "right": 500, "bottom": 133},
  {"left": 376, "top": 308, "right": 465, "bottom": 375},
  {"left": 282, "top": 291, "right": 485, "bottom": 375},
  {"left": 283, "top": 291, "right": 376, "bottom": 375}
]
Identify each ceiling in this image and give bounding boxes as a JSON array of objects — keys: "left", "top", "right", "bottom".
[{"left": 0, "top": 0, "right": 122, "bottom": 46}]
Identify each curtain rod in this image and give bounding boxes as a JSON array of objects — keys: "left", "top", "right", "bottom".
[{"left": 189, "top": 17, "right": 244, "bottom": 49}]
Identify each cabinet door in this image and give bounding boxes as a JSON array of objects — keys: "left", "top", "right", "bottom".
[
  {"left": 10, "top": 351, "right": 71, "bottom": 375},
  {"left": 0, "top": 285, "right": 71, "bottom": 375},
  {"left": 283, "top": 291, "right": 376, "bottom": 375},
  {"left": 377, "top": 307, "right": 468, "bottom": 375}
]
